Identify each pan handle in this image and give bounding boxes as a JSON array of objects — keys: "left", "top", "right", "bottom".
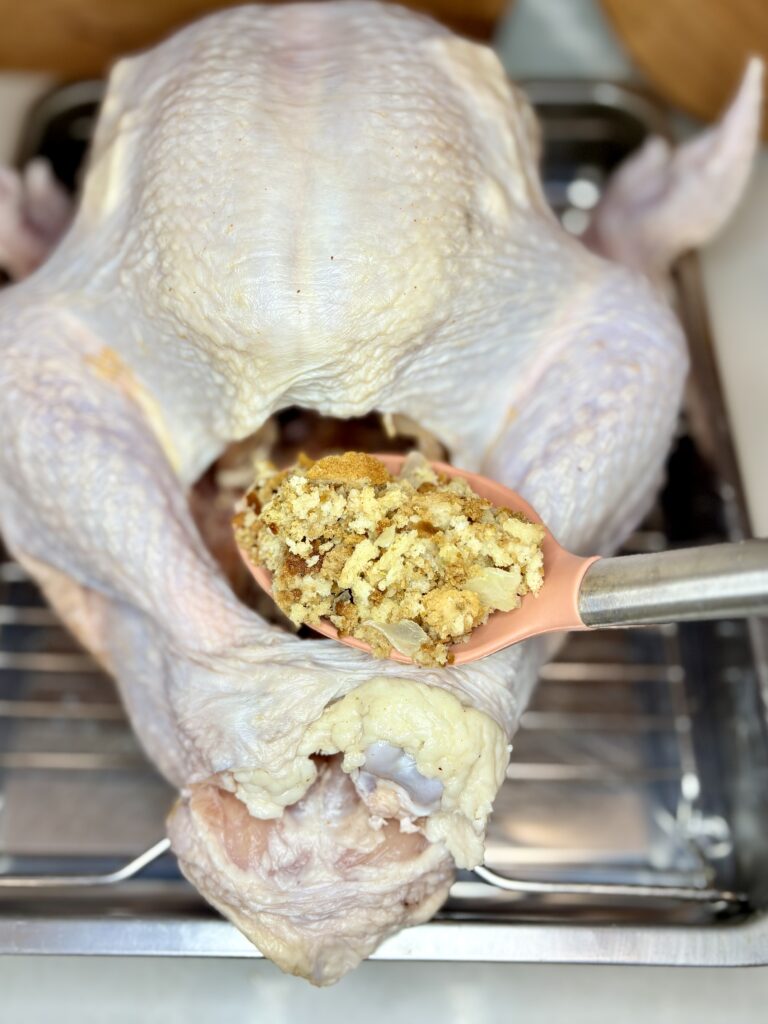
[{"left": 578, "top": 539, "right": 768, "bottom": 627}]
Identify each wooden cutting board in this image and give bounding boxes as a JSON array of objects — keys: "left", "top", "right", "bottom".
[
  {"left": 601, "top": 0, "right": 768, "bottom": 137},
  {"left": 0, "top": 0, "right": 506, "bottom": 76}
]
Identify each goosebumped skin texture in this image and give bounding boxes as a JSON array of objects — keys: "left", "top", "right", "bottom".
[{"left": 0, "top": 2, "right": 759, "bottom": 984}]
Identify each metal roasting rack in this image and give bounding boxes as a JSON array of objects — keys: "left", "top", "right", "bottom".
[{"left": 1, "top": 79, "right": 768, "bottom": 965}]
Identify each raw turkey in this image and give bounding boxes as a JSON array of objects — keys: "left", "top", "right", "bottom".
[{"left": 0, "top": 1, "right": 761, "bottom": 985}]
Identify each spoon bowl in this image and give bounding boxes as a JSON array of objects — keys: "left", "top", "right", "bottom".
[{"left": 239, "top": 453, "right": 598, "bottom": 665}]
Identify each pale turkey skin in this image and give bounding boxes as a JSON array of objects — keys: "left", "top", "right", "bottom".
[
  {"left": 172, "top": 758, "right": 454, "bottom": 985},
  {"left": 0, "top": 1, "right": 760, "bottom": 984}
]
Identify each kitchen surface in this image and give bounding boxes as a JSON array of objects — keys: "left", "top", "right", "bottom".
[
  {"left": 4, "top": 959, "right": 768, "bottom": 1024},
  {"left": 2, "top": 0, "right": 768, "bottom": 1019}
]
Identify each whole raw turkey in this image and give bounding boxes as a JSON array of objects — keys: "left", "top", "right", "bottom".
[{"left": 0, "top": 0, "right": 761, "bottom": 985}]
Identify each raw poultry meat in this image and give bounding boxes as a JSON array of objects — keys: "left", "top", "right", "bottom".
[{"left": 0, "top": 1, "right": 761, "bottom": 985}]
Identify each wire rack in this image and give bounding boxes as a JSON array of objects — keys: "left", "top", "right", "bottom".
[{"left": 0, "top": 527, "right": 751, "bottom": 917}]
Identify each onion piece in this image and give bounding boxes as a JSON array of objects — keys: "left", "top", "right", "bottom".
[
  {"left": 362, "top": 618, "right": 430, "bottom": 657},
  {"left": 376, "top": 525, "right": 397, "bottom": 548},
  {"left": 465, "top": 566, "right": 523, "bottom": 612},
  {"left": 399, "top": 451, "right": 438, "bottom": 488}
]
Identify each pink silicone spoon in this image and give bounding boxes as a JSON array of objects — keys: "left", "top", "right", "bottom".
[{"left": 239, "top": 454, "right": 768, "bottom": 666}]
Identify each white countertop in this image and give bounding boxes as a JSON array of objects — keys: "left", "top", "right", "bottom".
[
  {"left": 2, "top": 957, "right": 768, "bottom": 1024},
  {"left": 700, "top": 152, "right": 768, "bottom": 537}
]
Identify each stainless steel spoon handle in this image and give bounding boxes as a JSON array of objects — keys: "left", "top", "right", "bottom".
[{"left": 578, "top": 540, "right": 768, "bottom": 628}]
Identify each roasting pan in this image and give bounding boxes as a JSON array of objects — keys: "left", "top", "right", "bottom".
[{"left": 1, "top": 79, "right": 768, "bottom": 966}]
